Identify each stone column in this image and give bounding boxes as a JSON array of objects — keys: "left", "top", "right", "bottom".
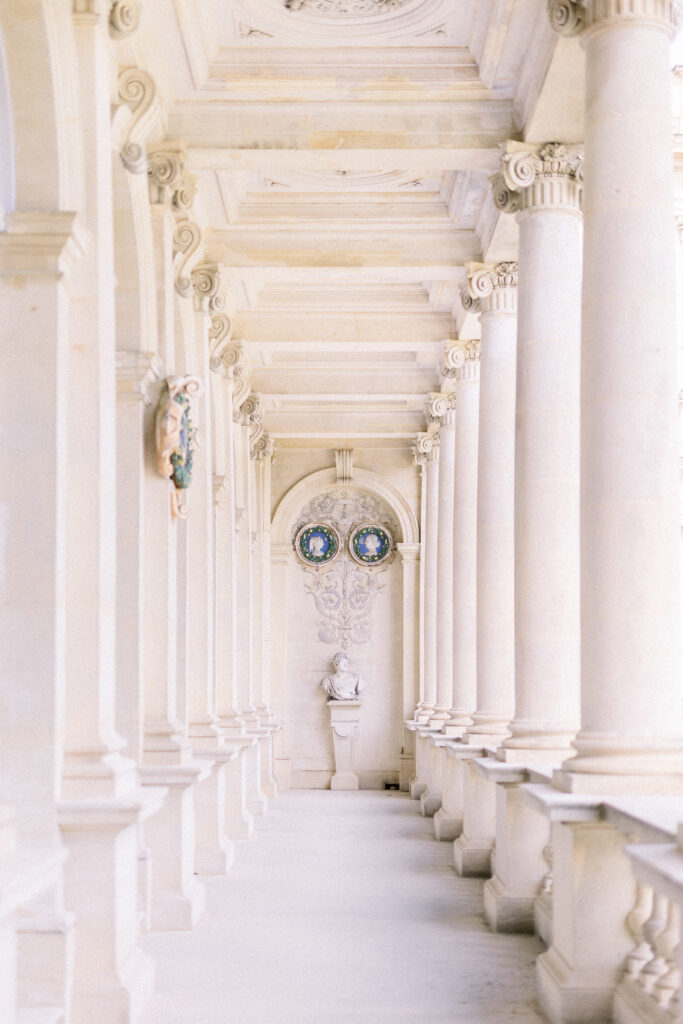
[
  {"left": 493, "top": 142, "right": 584, "bottom": 762},
  {"left": 465, "top": 262, "right": 519, "bottom": 744},
  {"left": 426, "top": 391, "right": 457, "bottom": 727},
  {"left": 253, "top": 435, "right": 278, "bottom": 799},
  {"left": 397, "top": 543, "right": 421, "bottom": 790},
  {"left": 550, "top": 0, "right": 683, "bottom": 789},
  {"left": 414, "top": 432, "right": 439, "bottom": 719},
  {"left": 270, "top": 546, "right": 293, "bottom": 791},
  {"left": 441, "top": 340, "right": 481, "bottom": 732}
]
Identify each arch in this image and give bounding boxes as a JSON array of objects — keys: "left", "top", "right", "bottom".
[{"left": 272, "top": 466, "right": 419, "bottom": 547}]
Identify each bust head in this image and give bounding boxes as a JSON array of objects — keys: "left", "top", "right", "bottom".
[{"left": 332, "top": 651, "right": 350, "bottom": 672}]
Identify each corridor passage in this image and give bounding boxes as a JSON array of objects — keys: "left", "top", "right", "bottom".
[{"left": 140, "top": 791, "right": 547, "bottom": 1024}]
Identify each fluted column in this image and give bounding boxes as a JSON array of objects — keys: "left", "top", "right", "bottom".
[
  {"left": 550, "top": 0, "right": 683, "bottom": 787},
  {"left": 441, "top": 340, "right": 481, "bottom": 732},
  {"left": 493, "top": 143, "right": 583, "bottom": 760},
  {"left": 465, "top": 263, "right": 518, "bottom": 744},
  {"left": 426, "top": 391, "right": 457, "bottom": 725},
  {"left": 413, "top": 433, "right": 440, "bottom": 718}
]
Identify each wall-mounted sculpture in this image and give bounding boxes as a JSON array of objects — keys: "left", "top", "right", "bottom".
[{"left": 155, "top": 375, "right": 204, "bottom": 519}]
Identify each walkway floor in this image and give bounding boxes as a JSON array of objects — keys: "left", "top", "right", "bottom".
[{"left": 140, "top": 790, "right": 548, "bottom": 1024}]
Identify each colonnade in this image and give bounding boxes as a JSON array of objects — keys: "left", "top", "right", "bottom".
[
  {"left": 408, "top": 2, "right": 683, "bottom": 1021},
  {"left": 0, "top": 4, "right": 280, "bottom": 1020}
]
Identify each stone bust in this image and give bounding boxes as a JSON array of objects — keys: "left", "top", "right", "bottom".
[{"left": 320, "top": 652, "right": 365, "bottom": 701}]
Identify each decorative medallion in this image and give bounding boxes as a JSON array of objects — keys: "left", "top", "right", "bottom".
[
  {"left": 349, "top": 523, "right": 392, "bottom": 566},
  {"left": 156, "top": 375, "right": 204, "bottom": 520},
  {"left": 295, "top": 523, "right": 341, "bottom": 566}
]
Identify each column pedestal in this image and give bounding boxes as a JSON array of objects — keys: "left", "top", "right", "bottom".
[
  {"left": 453, "top": 755, "right": 497, "bottom": 878},
  {"left": 224, "top": 738, "right": 256, "bottom": 840},
  {"left": 479, "top": 762, "right": 551, "bottom": 934},
  {"left": 193, "top": 749, "right": 239, "bottom": 875},
  {"left": 327, "top": 701, "right": 361, "bottom": 791},
  {"left": 140, "top": 765, "right": 208, "bottom": 931},
  {"left": 433, "top": 741, "right": 470, "bottom": 841}
]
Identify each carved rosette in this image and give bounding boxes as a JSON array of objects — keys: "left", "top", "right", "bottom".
[
  {"left": 441, "top": 340, "right": 481, "bottom": 383},
  {"left": 117, "top": 67, "right": 162, "bottom": 174},
  {"left": 155, "top": 375, "right": 205, "bottom": 519},
  {"left": 466, "top": 261, "right": 518, "bottom": 316},
  {"left": 496, "top": 142, "right": 584, "bottom": 214},
  {"left": 412, "top": 431, "right": 439, "bottom": 466},
  {"left": 548, "top": 0, "right": 680, "bottom": 35}
]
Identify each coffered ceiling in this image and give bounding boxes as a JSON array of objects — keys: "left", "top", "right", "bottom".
[{"left": 132, "top": 0, "right": 584, "bottom": 448}]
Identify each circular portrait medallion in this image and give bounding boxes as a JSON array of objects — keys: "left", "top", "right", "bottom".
[
  {"left": 349, "top": 523, "right": 392, "bottom": 566},
  {"left": 294, "top": 523, "right": 341, "bottom": 566}
]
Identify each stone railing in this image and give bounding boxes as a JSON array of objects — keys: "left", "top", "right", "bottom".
[{"left": 614, "top": 828, "right": 683, "bottom": 1024}]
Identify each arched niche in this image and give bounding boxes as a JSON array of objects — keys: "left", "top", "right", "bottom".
[{"left": 270, "top": 465, "right": 420, "bottom": 792}]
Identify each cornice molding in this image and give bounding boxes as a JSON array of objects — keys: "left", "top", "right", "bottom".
[{"left": 0, "top": 211, "right": 89, "bottom": 280}]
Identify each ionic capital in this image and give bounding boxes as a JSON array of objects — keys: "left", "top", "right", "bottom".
[
  {"left": 412, "top": 432, "right": 439, "bottom": 465},
  {"left": 466, "top": 261, "right": 518, "bottom": 316},
  {"left": 252, "top": 433, "right": 276, "bottom": 462},
  {"left": 109, "top": 0, "right": 140, "bottom": 36},
  {"left": 117, "top": 67, "right": 162, "bottom": 174},
  {"left": 548, "top": 0, "right": 680, "bottom": 37},
  {"left": 495, "top": 142, "right": 583, "bottom": 214},
  {"left": 425, "top": 391, "right": 456, "bottom": 428},
  {"left": 192, "top": 262, "right": 225, "bottom": 313},
  {"left": 148, "top": 147, "right": 198, "bottom": 214},
  {"left": 240, "top": 393, "right": 262, "bottom": 430},
  {"left": 441, "top": 340, "right": 481, "bottom": 383}
]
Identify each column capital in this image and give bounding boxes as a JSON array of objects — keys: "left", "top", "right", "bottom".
[
  {"left": 191, "top": 261, "right": 225, "bottom": 313},
  {"left": 412, "top": 431, "right": 439, "bottom": 465},
  {"left": 424, "top": 391, "right": 456, "bottom": 429},
  {"left": 148, "top": 145, "right": 198, "bottom": 213},
  {"left": 466, "top": 261, "right": 518, "bottom": 316},
  {"left": 0, "top": 211, "right": 89, "bottom": 280},
  {"left": 396, "top": 542, "right": 421, "bottom": 563},
  {"left": 441, "top": 340, "right": 481, "bottom": 383},
  {"left": 548, "top": 0, "right": 681, "bottom": 36},
  {"left": 493, "top": 142, "right": 583, "bottom": 215},
  {"left": 252, "top": 432, "right": 275, "bottom": 462}
]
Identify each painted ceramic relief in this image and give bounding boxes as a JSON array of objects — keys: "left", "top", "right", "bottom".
[
  {"left": 295, "top": 523, "right": 341, "bottom": 565},
  {"left": 349, "top": 523, "right": 392, "bottom": 565}
]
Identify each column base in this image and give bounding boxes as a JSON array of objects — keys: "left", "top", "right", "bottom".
[
  {"left": 433, "top": 806, "right": 462, "bottom": 841},
  {"left": 453, "top": 833, "right": 493, "bottom": 877},
  {"left": 537, "top": 945, "right": 615, "bottom": 1024},
  {"left": 409, "top": 778, "right": 427, "bottom": 799},
  {"left": 419, "top": 790, "right": 441, "bottom": 817},
  {"left": 150, "top": 878, "right": 205, "bottom": 932},
  {"left": 193, "top": 755, "right": 238, "bottom": 876},
  {"left": 483, "top": 874, "right": 536, "bottom": 933},
  {"left": 69, "top": 945, "right": 154, "bottom": 1024}
]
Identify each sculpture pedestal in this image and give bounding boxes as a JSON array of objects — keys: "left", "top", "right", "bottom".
[{"left": 327, "top": 700, "right": 361, "bottom": 791}]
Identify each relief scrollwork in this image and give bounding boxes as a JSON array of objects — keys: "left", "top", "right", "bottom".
[
  {"left": 156, "top": 375, "right": 204, "bottom": 519},
  {"left": 304, "top": 559, "right": 386, "bottom": 649}
]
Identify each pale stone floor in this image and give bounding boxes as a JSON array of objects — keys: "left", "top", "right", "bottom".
[{"left": 140, "top": 790, "right": 547, "bottom": 1024}]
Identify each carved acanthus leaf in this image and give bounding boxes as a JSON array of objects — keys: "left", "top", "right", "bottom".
[
  {"left": 172, "top": 219, "right": 203, "bottom": 298},
  {"left": 118, "top": 67, "right": 162, "bottom": 174}
]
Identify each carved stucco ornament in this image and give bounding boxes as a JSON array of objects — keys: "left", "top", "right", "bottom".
[
  {"left": 109, "top": 0, "right": 140, "bottom": 37},
  {"left": 156, "top": 375, "right": 204, "bottom": 520},
  {"left": 117, "top": 67, "right": 162, "bottom": 174},
  {"left": 285, "top": 0, "right": 406, "bottom": 13}
]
